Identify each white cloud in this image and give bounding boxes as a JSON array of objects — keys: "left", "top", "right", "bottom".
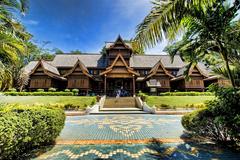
[
  {"left": 114, "top": 0, "right": 152, "bottom": 18},
  {"left": 23, "top": 19, "right": 39, "bottom": 25},
  {"left": 145, "top": 38, "right": 169, "bottom": 54}
]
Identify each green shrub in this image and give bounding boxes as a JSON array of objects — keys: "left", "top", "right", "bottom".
[
  {"left": 48, "top": 87, "right": 57, "bottom": 92},
  {"left": 159, "top": 104, "right": 171, "bottom": 109},
  {"left": 137, "top": 90, "right": 148, "bottom": 101},
  {"left": 91, "top": 98, "right": 96, "bottom": 105},
  {"left": 4, "top": 91, "right": 74, "bottom": 96},
  {"left": 72, "top": 89, "right": 79, "bottom": 96},
  {"left": 8, "top": 88, "right": 17, "bottom": 92},
  {"left": 37, "top": 89, "right": 44, "bottom": 92},
  {"left": 47, "top": 103, "right": 92, "bottom": 111},
  {"left": 182, "top": 85, "right": 240, "bottom": 146},
  {"left": 64, "top": 89, "right": 70, "bottom": 92},
  {"left": 0, "top": 104, "right": 65, "bottom": 159},
  {"left": 159, "top": 92, "right": 213, "bottom": 96},
  {"left": 185, "top": 103, "right": 206, "bottom": 109}
]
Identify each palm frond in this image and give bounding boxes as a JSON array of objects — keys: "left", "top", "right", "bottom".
[
  {"left": 0, "top": 31, "right": 26, "bottom": 64},
  {"left": 0, "top": 0, "right": 29, "bottom": 13},
  {"left": 134, "top": 0, "right": 215, "bottom": 51}
]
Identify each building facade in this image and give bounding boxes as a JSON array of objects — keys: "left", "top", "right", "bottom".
[{"left": 24, "top": 36, "right": 231, "bottom": 96}]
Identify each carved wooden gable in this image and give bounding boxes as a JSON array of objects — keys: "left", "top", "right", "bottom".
[
  {"left": 100, "top": 54, "right": 139, "bottom": 78},
  {"left": 146, "top": 60, "right": 174, "bottom": 79},
  {"left": 189, "top": 65, "right": 208, "bottom": 77},
  {"left": 64, "top": 59, "right": 92, "bottom": 78}
]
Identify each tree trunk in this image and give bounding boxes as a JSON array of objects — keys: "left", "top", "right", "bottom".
[{"left": 222, "top": 53, "right": 236, "bottom": 88}]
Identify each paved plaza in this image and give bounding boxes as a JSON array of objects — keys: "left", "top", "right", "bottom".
[{"left": 35, "top": 115, "right": 240, "bottom": 160}]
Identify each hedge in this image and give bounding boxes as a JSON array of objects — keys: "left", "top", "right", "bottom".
[
  {"left": 46, "top": 102, "right": 96, "bottom": 110},
  {"left": 0, "top": 104, "right": 65, "bottom": 159},
  {"left": 159, "top": 92, "right": 213, "bottom": 96},
  {"left": 182, "top": 85, "right": 240, "bottom": 147},
  {"left": 156, "top": 103, "right": 205, "bottom": 109},
  {"left": 3, "top": 91, "right": 74, "bottom": 96}
]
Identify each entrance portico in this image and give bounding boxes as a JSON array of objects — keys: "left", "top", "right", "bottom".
[{"left": 104, "top": 76, "right": 136, "bottom": 97}]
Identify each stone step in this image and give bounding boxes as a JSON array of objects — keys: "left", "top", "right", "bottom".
[
  {"left": 103, "top": 97, "right": 137, "bottom": 108},
  {"left": 90, "top": 111, "right": 149, "bottom": 114},
  {"left": 100, "top": 107, "right": 142, "bottom": 111},
  {"left": 103, "top": 105, "right": 137, "bottom": 108}
]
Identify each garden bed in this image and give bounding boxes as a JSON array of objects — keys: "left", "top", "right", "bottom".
[
  {"left": 146, "top": 96, "right": 215, "bottom": 109},
  {"left": 1, "top": 96, "right": 96, "bottom": 110}
]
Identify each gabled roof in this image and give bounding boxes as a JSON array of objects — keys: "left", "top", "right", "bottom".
[
  {"left": 24, "top": 61, "right": 38, "bottom": 74},
  {"left": 130, "top": 54, "right": 185, "bottom": 68},
  {"left": 105, "top": 35, "right": 132, "bottom": 50},
  {"left": 51, "top": 54, "right": 108, "bottom": 68},
  {"left": 171, "top": 64, "right": 209, "bottom": 81},
  {"left": 203, "top": 75, "right": 220, "bottom": 81},
  {"left": 145, "top": 60, "right": 174, "bottom": 79},
  {"left": 64, "top": 59, "right": 92, "bottom": 78},
  {"left": 29, "top": 60, "right": 66, "bottom": 80},
  {"left": 100, "top": 53, "right": 139, "bottom": 76}
]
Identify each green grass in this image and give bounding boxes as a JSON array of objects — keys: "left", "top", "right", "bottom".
[
  {"left": 146, "top": 96, "right": 215, "bottom": 109},
  {"left": 0, "top": 96, "right": 96, "bottom": 110}
]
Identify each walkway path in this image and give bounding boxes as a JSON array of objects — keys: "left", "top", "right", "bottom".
[{"left": 34, "top": 115, "right": 240, "bottom": 160}]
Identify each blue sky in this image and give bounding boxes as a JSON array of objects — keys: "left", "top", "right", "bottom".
[{"left": 22, "top": 0, "right": 168, "bottom": 54}]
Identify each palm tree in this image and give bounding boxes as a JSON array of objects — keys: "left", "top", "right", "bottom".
[
  {"left": 0, "top": 0, "right": 29, "bottom": 90},
  {"left": 134, "top": 0, "right": 215, "bottom": 49},
  {"left": 134, "top": 0, "right": 240, "bottom": 87},
  {"left": 0, "top": 0, "right": 29, "bottom": 14}
]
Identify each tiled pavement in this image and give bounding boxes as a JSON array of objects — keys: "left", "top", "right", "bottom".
[{"left": 34, "top": 115, "right": 240, "bottom": 160}]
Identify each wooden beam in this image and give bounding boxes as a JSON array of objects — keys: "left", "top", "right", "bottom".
[
  {"left": 104, "top": 74, "right": 107, "bottom": 95},
  {"left": 133, "top": 75, "right": 135, "bottom": 96}
]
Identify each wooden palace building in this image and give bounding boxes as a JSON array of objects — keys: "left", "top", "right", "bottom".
[{"left": 24, "top": 36, "right": 231, "bottom": 96}]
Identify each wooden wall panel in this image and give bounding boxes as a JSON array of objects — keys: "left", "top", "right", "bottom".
[
  {"left": 152, "top": 76, "right": 170, "bottom": 88},
  {"left": 67, "top": 76, "right": 89, "bottom": 89},
  {"left": 29, "top": 76, "right": 52, "bottom": 88},
  {"left": 218, "top": 79, "right": 232, "bottom": 87},
  {"left": 185, "top": 77, "right": 204, "bottom": 88}
]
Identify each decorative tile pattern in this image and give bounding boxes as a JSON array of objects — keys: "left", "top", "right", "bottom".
[
  {"left": 59, "top": 115, "right": 182, "bottom": 140},
  {"left": 33, "top": 115, "right": 240, "bottom": 160},
  {"left": 38, "top": 148, "right": 159, "bottom": 159},
  {"left": 35, "top": 143, "right": 240, "bottom": 160}
]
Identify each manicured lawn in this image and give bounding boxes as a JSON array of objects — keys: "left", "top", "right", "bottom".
[
  {"left": 0, "top": 96, "right": 96, "bottom": 110},
  {"left": 146, "top": 96, "right": 215, "bottom": 109}
]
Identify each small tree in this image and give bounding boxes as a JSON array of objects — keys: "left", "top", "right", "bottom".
[{"left": 17, "top": 69, "right": 29, "bottom": 92}]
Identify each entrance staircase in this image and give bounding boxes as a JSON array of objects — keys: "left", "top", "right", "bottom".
[{"left": 97, "top": 97, "right": 147, "bottom": 114}]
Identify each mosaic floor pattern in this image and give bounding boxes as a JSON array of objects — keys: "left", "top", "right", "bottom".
[
  {"left": 58, "top": 115, "right": 184, "bottom": 140},
  {"left": 34, "top": 115, "right": 240, "bottom": 160}
]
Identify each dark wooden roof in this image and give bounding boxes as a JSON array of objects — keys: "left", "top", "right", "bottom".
[
  {"left": 129, "top": 54, "right": 185, "bottom": 68},
  {"left": 24, "top": 54, "right": 212, "bottom": 79}
]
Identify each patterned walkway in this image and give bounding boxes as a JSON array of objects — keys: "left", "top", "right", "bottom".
[{"left": 34, "top": 115, "right": 240, "bottom": 160}]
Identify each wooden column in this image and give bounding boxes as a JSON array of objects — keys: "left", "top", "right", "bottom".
[
  {"left": 104, "top": 74, "right": 107, "bottom": 95},
  {"left": 133, "top": 75, "right": 135, "bottom": 96}
]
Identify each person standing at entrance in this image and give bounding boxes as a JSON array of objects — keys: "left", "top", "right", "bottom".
[{"left": 116, "top": 89, "right": 121, "bottom": 98}]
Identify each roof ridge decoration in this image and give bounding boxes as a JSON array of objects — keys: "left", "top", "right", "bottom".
[
  {"left": 145, "top": 59, "right": 174, "bottom": 80},
  {"left": 29, "top": 60, "right": 66, "bottom": 81},
  {"left": 63, "top": 59, "right": 93, "bottom": 78},
  {"left": 100, "top": 53, "right": 139, "bottom": 76},
  {"left": 107, "top": 35, "right": 132, "bottom": 50},
  {"left": 171, "top": 63, "right": 209, "bottom": 81}
]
